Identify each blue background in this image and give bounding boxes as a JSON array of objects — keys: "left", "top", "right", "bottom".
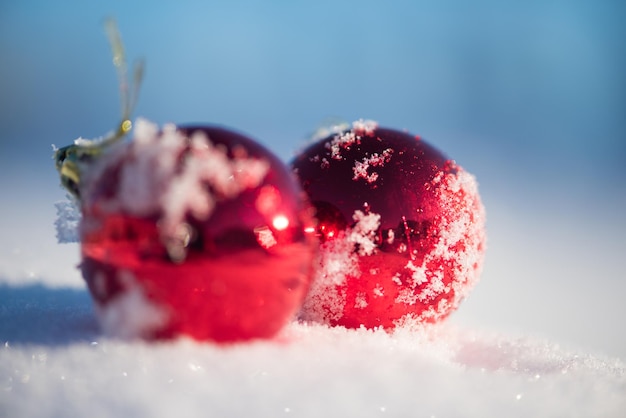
[{"left": 1, "top": 0, "right": 625, "bottom": 356}]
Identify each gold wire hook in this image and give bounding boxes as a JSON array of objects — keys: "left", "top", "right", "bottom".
[{"left": 54, "top": 18, "right": 144, "bottom": 199}]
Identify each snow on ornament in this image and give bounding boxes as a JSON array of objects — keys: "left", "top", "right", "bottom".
[
  {"left": 53, "top": 20, "right": 317, "bottom": 342},
  {"left": 291, "top": 120, "right": 486, "bottom": 329}
]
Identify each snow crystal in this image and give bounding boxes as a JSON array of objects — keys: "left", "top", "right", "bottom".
[
  {"left": 392, "top": 274, "right": 403, "bottom": 286},
  {"left": 352, "top": 148, "right": 393, "bottom": 184},
  {"left": 79, "top": 118, "right": 270, "bottom": 258},
  {"left": 351, "top": 119, "right": 378, "bottom": 135},
  {"left": 415, "top": 268, "right": 448, "bottom": 303},
  {"left": 307, "top": 119, "right": 377, "bottom": 150},
  {"left": 352, "top": 159, "right": 378, "bottom": 183},
  {"left": 254, "top": 226, "right": 278, "bottom": 249},
  {"left": 321, "top": 119, "right": 380, "bottom": 163},
  {"left": 300, "top": 209, "right": 381, "bottom": 322},
  {"left": 348, "top": 210, "right": 381, "bottom": 256},
  {"left": 354, "top": 292, "right": 368, "bottom": 309},
  {"left": 73, "top": 135, "right": 109, "bottom": 148},
  {"left": 95, "top": 269, "right": 169, "bottom": 339},
  {"left": 391, "top": 167, "right": 486, "bottom": 324},
  {"left": 326, "top": 130, "right": 358, "bottom": 160},
  {"left": 404, "top": 260, "right": 429, "bottom": 287},
  {"left": 54, "top": 195, "right": 80, "bottom": 243},
  {"left": 299, "top": 234, "right": 355, "bottom": 323},
  {"left": 395, "top": 288, "right": 419, "bottom": 306},
  {"left": 373, "top": 284, "right": 384, "bottom": 297}
]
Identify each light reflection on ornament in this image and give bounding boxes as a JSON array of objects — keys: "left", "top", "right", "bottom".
[{"left": 272, "top": 215, "right": 290, "bottom": 231}]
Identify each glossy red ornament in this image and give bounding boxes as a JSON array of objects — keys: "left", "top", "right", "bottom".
[
  {"left": 79, "top": 119, "right": 317, "bottom": 342},
  {"left": 291, "top": 120, "right": 486, "bottom": 329}
]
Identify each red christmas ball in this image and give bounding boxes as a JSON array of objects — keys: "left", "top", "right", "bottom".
[
  {"left": 79, "top": 119, "right": 317, "bottom": 342},
  {"left": 291, "top": 120, "right": 486, "bottom": 329}
]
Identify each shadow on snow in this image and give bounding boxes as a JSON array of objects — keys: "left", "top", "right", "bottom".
[{"left": 0, "top": 282, "right": 99, "bottom": 346}]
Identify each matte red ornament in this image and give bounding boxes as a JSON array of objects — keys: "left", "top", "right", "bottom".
[
  {"left": 291, "top": 120, "right": 486, "bottom": 329},
  {"left": 79, "top": 119, "right": 317, "bottom": 342}
]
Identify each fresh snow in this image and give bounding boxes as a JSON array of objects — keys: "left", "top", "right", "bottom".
[
  {"left": 1, "top": 132, "right": 624, "bottom": 416},
  {"left": 2, "top": 2, "right": 625, "bottom": 415},
  {"left": 1, "top": 296, "right": 624, "bottom": 418},
  {"left": 1, "top": 204, "right": 625, "bottom": 417}
]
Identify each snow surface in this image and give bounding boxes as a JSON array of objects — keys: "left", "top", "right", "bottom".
[
  {"left": 0, "top": 123, "right": 624, "bottom": 416},
  {"left": 1, "top": 198, "right": 625, "bottom": 417},
  {"left": 2, "top": 2, "right": 625, "bottom": 415},
  {"left": 1, "top": 300, "right": 624, "bottom": 418}
]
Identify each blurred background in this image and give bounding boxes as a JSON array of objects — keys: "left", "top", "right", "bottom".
[{"left": 1, "top": 1, "right": 625, "bottom": 357}]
